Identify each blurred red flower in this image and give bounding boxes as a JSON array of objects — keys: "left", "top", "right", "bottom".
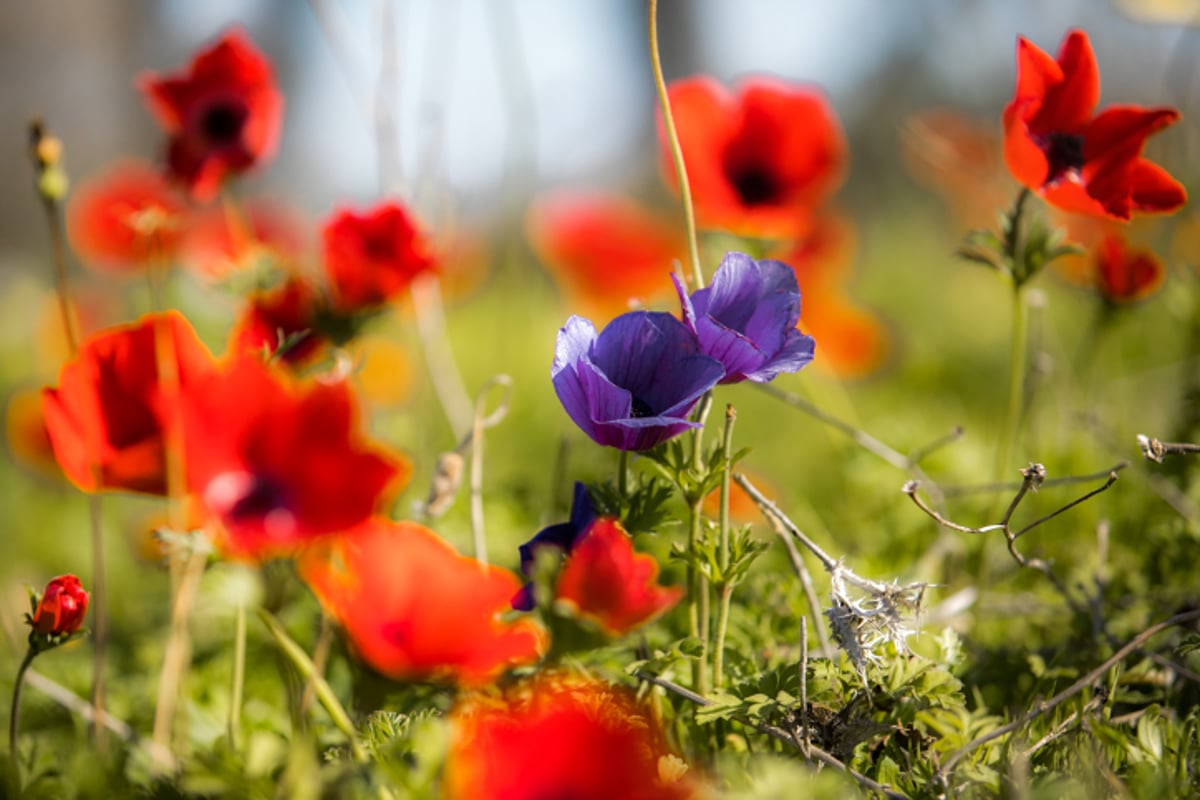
[
  {"left": 180, "top": 357, "right": 406, "bottom": 559},
  {"left": 229, "top": 277, "right": 326, "bottom": 366},
  {"left": 139, "top": 28, "right": 283, "bottom": 201},
  {"left": 28, "top": 575, "right": 89, "bottom": 637},
  {"left": 527, "top": 191, "right": 684, "bottom": 322},
  {"left": 300, "top": 518, "right": 546, "bottom": 685},
  {"left": 322, "top": 201, "right": 438, "bottom": 313},
  {"left": 556, "top": 518, "right": 682, "bottom": 636},
  {"left": 1092, "top": 232, "right": 1165, "bottom": 304},
  {"left": 1003, "top": 29, "right": 1186, "bottom": 220},
  {"left": 6, "top": 387, "right": 64, "bottom": 483},
  {"left": 41, "top": 311, "right": 217, "bottom": 495},
  {"left": 66, "top": 159, "right": 187, "bottom": 273},
  {"left": 180, "top": 198, "right": 308, "bottom": 281},
  {"left": 663, "top": 76, "right": 846, "bottom": 238},
  {"left": 445, "top": 672, "right": 695, "bottom": 800}
]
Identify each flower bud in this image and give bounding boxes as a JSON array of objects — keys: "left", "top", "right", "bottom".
[{"left": 28, "top": 574, "right": 89, "bottom": 636}]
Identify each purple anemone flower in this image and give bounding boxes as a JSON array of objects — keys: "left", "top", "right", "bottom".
[
  {"left": 673, "top": 251, "right": 815, "bottom": 384},
  {"left": 552, "top": 311, "right": 724, "bottom": 452},
  {"left": 513, "top": 481, "right": 596, "bottom": 611}
]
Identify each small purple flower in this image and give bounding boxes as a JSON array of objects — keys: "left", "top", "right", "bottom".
[
  {"left": 552, "top": 311, "right": 724, "bottom": 452},
  {"left": 513, "top": 481, "right": 596, "bottom": 611},
  {"left": 673, "top": 252, "right": 815, "bottom": 384}
]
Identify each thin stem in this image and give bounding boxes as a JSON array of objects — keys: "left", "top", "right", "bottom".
[
  {"left": 1138, "top": 434, "right": 1200, "bottom": 464},
  {"left": 995, "top": 284, "right": 1030, "bottom": 484},
  {"left": 259, "top": 610, "right": 367, "bottom": 762},
  {"left": 228, "top": 603, "right": 246, "bottom": 752},
  {"left": 151, "top": 544, "right": 207, "bottom": 771},
  {"left": 648, "top": 0, "right": 703, "bottom": 289},
  {"left": 686, "top": 392, "right": 713, "bottom": 695},
  {"left": 8, "top": 648, "right": 36, "bottom": 788},
  {"left": 299, "top": 612, "right": 335, "bottom": 717},
  {"left": 713, "top": 404, "right": 736, "bottom": 690},
  {"left": 411, "top": 275, "right": 474, "bottom": 440}
]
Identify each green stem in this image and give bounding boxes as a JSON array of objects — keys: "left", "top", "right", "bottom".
[
  {"left": 713, "top": 404, "right": 736, "bottom": 690},
  {"left": 8, "top": 648, "right": 36, "bottom": 790},
  {"left": 648, "top": 0, "right": 703, "bottom": 289},
  {"left": 686, "top": 392, "right": 714, "bottom": 695},
  {"left": 228, "top": 603, "right": 246, "bottom": 752},
  {"left": 617, "top": 449, "right": 630, "bottom": 498},
  {"left": 995, "top": 285, "right": 1029, "bottom": 484},
  {"left": 258, "top": 610, "right": 367, "bottom": 762}
]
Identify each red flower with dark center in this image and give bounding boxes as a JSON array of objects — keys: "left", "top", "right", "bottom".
[
  {"left": 1093, "top": 232, "right": 1165, "bottom": 304},
  {"left": 556, "top": 518, "right": 683, "bottom": 636},
  {"left": 28, "top": 575, "right": 89, "bottom": 637},
  {"left": 66, "top": 159, "right": 187, "bottom": 273},
  {"left": 180, "top": 357, "right": 406, "bottom": 559},
  {"left": 229, "top": 277, "right": 326, "bottom": 366},
  {"left": 445, "top": 672, "right": 696, "bottom": 800},
  {"left": 663, "top": 76, "right": 846, "bottom": 238},
  {"left": 322, "top": 201, "right": 438, "bottom": 313},
  {"left": 41, "top": 312, "right": 217, "bottom": 495},
  {"left": 527, "top": 191, "right": 684, "bottom": 322},
  {"left": 299, "top": 518, "right": 547, "bottom": 685},
  {"left": 1003, "top": 29, "right": 1186, "bottom": 220},
  {"left": 139, "top": 29, "right": 283, "bottom": 201}
]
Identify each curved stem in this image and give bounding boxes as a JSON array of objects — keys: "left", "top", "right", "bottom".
[
  {"left": 648, "top": 0, "right": 703, "bottom": 289},
  {"left": 8, "top": 648, "right": 36, "bottom": 789}
]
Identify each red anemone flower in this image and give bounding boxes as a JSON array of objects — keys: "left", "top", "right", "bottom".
[
  {"left": 322, "top": 201, "right": 438, "bottom": 313},
  {"left": 663, "top": 76, "right": 847, "bottom": 238},
  {"left": 180, "top": 198, "right": 308, "bottom": 281},
  {"left": 66, "top": 159, "right": 187, "bottom": 273},
  {"left": 28, "top": 575, "right": 89, "bottom": 637},
  {"left": 299, "top": 518, "right": 547, "bottom": 685},
  {"left": 555, "top": 518, "right": 683, "bottom": 636},
  {"left": 1003, "top": 29, "right": 1186, "bottom": 220},
  {"left": 180, "top": 357, "right": 406, "bottom": 559},
  {"left": 1092, "top": 232, "right": 1165, "bottom": 304},
  {"left": 229, "top": 277, "right": 326, "bottom": 366},
  {"left": 527, "top": 191, "right": 685, "bottom": 322},
  {"left": 445, "top": 672, "right": 696, "bottom": 800},
  {"left": 139, "top": 28, "right": 284, "bottom": 201},
  {"left": 41, "top": 311, "right": 217, "bottom": 495}
]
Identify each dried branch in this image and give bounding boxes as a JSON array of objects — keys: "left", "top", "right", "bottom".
[{"left": 1137, "top": 434, "right": 1200, "bottom": 464}]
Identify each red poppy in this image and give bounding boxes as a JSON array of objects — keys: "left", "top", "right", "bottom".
[
  {"left": 180, "top": 198, "right": 308, "bottom": 281},
  {"left": 66, "top": 159, "right": 187, "bottom": 273},
  {"left": 139, "top": 28, "right": 284, "bottom": 201},
  {"left": 527, "top": 191, "right": 685, "bottom": 322},
  {"left": 663, "top": 76, "right": 846, "bottom": 238},
  {"left": 28, "top": 575, "right": 89, "bottom": 637},
  {"left": 229, "top": 277, "right": 326, "bottom": 366},
  {"left": 555, "top": 518, "right": 683, "bottom": 637},
  {"left": 1003, "top": 29, "right": 1186, "bottom": 220},
  {"left": 445, "top": 672, "right": 695, "bottom": 800},
  {"left": 180, "top": 357, "right": 406, "bottom": 559},
  {"left": 299, "top": 518, "right": 547, "bottom": 685},
  {"left": 1091, "top": 232, "right": 1165, "bottom": 304},
  {"left": 321, "top": 201, "right": 438, "bottom": 313},
  {"left": 41, "top": 311, "right": 217, "bottom": 495}
]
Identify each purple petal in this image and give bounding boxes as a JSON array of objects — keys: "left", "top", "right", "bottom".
[
  {"left": 744, "top": 330, "right": 816, "bottom": 383},
  {"left": 693, "top": 317, "right": 765, "bottom": 384},
  {"left": 552, "top": 315, "right": 597, "bottom": 376}
]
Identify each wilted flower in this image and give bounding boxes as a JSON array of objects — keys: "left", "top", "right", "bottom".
[
  {"left": 444, "top": 672, "right": 695, "bottom": 800},
  {"left": 28, "top": 575, "right": 89, "bottom": 637},
  {"left": 322, "top": 201, "right": 438, "bottom": 313},
  {"left": 663, "top": 76, "right": 846, "bottom": 238},
  {"left": 66, "top": 159, "right": 187, "bottom": 273},
  {"left": 527, "top": 191, "right": 685, "bottom": 322},
  {"left": 513, "top": 481, "right": 596, "bottom": 611},
  {"left": 552, "top": 312, "right": 724, "bottom": 452},
  {"left": 41, "top": 311, "right": 217, "bottom": 495},
  {"left": 180, "top": 356, "right": 406, "bottom": 559},
  {"left": 139, "top": 28, "right": 284, "bottom": 201},
  {"left": 674, "top": 252, "right": 815, "bottom": 384},
  {"left": 300, "top": 518, "right": 546, "bottom": 686},
  {"left": 1003, "top": 29, "right": 1186, "bottom": 220}
]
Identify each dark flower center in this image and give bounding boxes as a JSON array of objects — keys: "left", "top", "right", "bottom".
[
  {"left": 200, "top": 101, "right": 248, "bottom": 145},
  {"left": 226, "top": 474, "right": 287, "bottom": 522},
  {"left": 629, "top": 395, "right": 655, "bottom": 419},
  {"left": 728, "top": 164, "right": 781, "bottom": 207},
  {"left": 363, "top": 231, "right": 397, "bottom": 261},
  {"left": 1043, "top": 132, "right": 1086, "bottom": 183}
]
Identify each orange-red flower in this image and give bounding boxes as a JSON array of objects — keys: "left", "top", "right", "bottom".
[
  {"left": 180, "top": 198, "right": 308, "bottom": 281},
  {"left": 28, "top": 575, "right": 89, "bottom": 637},
  {"left": 300, "top": 518, "right": 546, "bottom": 685},
  {"left": 321, "top": 201, "right": 438, "bottom": 313},
  {"left": 1090, "top": 232, "right": 1165, "bottom": 304},
  {"left": 445, "top": 672, "right": 695, "bottom": 800},
  {"left": 556, "top": 518, "right": 682, "bottom": 636},
  {"left": 527, "top": 191, "right": 684, "bottom": 322},
  {"left": 139, "top": 28, "right": 283, "bottom": 201},
  {"left": 229, "top": 278, "right": 326, "bottom": 366},
  {"left": 41, "top": 311, "right": 217, "bottom": 495},
  {"left": 66, "top": 159, "right": 187, "bottom": 273},
  {"left": 1003, "top": 29, "right": 1186, "bottom": 220},
  {"left": 663, "top": 76, "right": 846, "bottom": 238},
  {"left": 180, "top": 357, "right": 406, "bottom": 559}
]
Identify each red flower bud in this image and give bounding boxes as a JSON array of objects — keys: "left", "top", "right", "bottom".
[{"left": 29, "top": 575, "right": 89, "bottom": 636}]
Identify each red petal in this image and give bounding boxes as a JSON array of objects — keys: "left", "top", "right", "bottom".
[
  {"left": 1130, "top": 158, "right": 1188, "bottom": 214},
  {"left": 1033, "top": 30, "right": 1099, "bottom": 133}
]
